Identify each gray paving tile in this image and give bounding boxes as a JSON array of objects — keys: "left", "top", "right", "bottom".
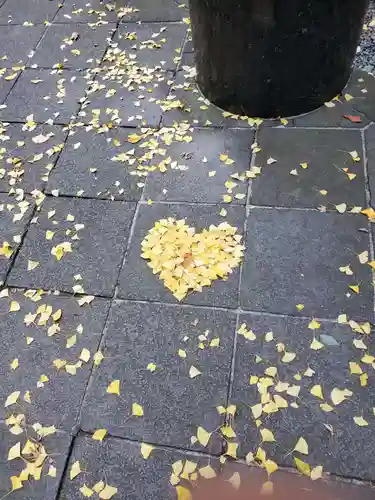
[
  {"left": 117, "top": 203, "right": 245, "bottom": 308},
  {"left": 252, "top": 128, "right": 366, "bottom": 209},
  {"left": 46, "top": 127, "right": 143, "bottom": 200},
  {"left": 0, "top": 422, "right": 71, "bottom": 500},
  {"left": 240, "top": 208, "right": 373, "bottom": 320},
  {"left": 54, "top": 0, "right": 117, "bottom": 23},
  {"left": 0, "top": 75, "right": 15, "bottom": 104},
  {"left": 81, "top": 300, "right": 235, "bottom": 451},
  {"left": 0, "top": 0, "right": 61, "bottom": 24},
  {"left": 0, "top": 69, "right": 87, "bottom": 124},
  {"left": 0, "top": 289, "right": 110, "bottom": 430},
  {"left": 81, "top": 71, "right": 171, "bottom": 127},
  {"left": 0, "top": 25, "right": 46, "bottom": 67},
  {"left": 120, "top": 0, "right": 188, "bottom": 22},
  {"left": 143, "top": 128, "right": 254, "bottom": 203},
  {"left": 365, "top": 124, "right": 375, "bottom": 207},
  {"left": 230, "top": 312, "right": 375, "bottom": 481},
  {"left": 60, "top": 434, "right": 219, "bottom": 500},
  {"left": 115, "top": 23, "right": 186, "bottom": 71},
  {"left": 8, "top": 197, "right": 136, "bottom": 296},
  {"left": 33, "top": 23, "right": 116, "bottom": 69},
  {"left": 344, "top": 69, "right": 375, "bottom": 122},
  {"left": 0, "top": 123, "right": 67, "bottom": 194},
  {"left": 0, "top": 194, "right": 33, "bottom": 286}
]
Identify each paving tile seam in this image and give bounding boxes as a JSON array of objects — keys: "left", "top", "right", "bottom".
[{"left": 55, "top": 433, "right": 78, "bottom": 500}]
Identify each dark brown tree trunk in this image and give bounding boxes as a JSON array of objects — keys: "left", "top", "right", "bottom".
[{"left": 188, "top": 0, "right": 369, "bottom": 118}]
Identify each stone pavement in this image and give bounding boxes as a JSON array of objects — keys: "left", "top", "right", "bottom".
[{"left": 1, "top": 0, "right": 375, "bottom": 499}]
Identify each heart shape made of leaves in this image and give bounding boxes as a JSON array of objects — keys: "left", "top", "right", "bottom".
[{"left": 141, "top": 218, "right": 245, "bottom": 301}]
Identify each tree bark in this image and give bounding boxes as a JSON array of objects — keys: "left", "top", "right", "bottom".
[{"left": 188, "top": 0, "right": 369, "bottom": 118}]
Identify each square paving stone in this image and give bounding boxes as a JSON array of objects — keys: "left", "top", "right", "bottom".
[
  {"left": 143, "top": 128, "right": 254, "bottom": 203},
  {"left": 33, "top": 23, "right": 116, "bottom": 69},
  {"left": 117, "top": 203, "right": 245, "bottom": 308},
  {"left": 230, "top": 312, "right": 375, "bottom": 481},
  {"left": 60, "top": 434, "right": 219, "bottom": 500},
  {"left": 0, "top": 423, "right": 71, "bottom": 500},
  {"left": 46, "top": 127, "right": 143, "bottom": 200},
  {"left": 0, "top": 69, "right": 88, "bottom": 124},
  {"left": 0, "top": 194, "right": 33, "bottom": 286},
  {"left": 81, "top": 72, "right": 171, "bottom": 127},
  {"left": 0, "top": 25, "right": 46, "bottom": 67},
  {"left": 8, "top": 197, "right": 136, "bottom": 296},
  {"left": 0, "top": 289, "right": 110, "bottom": 431},
  {"left": 115, "top": 23, "right": 186, "bottom": 71},
  {"left": 120, "top": 0, "right": 188, "bottom": 22},
  {"left": 54, "top": 0, "right": 117, "bottom": 23},
  {"left": 365, "top": 124, "right": 375, "bottom": 206},
  {"left": 251, "top": 128, "right": 366, "bottom": 209},
  {"left": 240, "top": 208, "right": 373, "bottom": 320},
  {"left": 0, "top": 123, "right": 67, "bottom": 194},
  {"left": 80, "top": 300, "right": 235, "bottom": 451},
  {"left": 0, "top": 0, "right": 62, "bottom": 24}
]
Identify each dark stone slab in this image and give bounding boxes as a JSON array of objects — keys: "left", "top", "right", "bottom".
[
  {"left": 120, "top": 0, "right": 188, "bottom": 22},
  {"left": 0, "top": 0, "right": 61, "bottom": 24},
  {"left": 251, "top": 128, "right": 366, "bottom": 209},
  {"left": 33, "top": 23, "right": 116, "bottom": 69},
  {"left": 60, "top": 434, "right": 219, "bottom": 500},
  {"left": 0, "top": 194, "right": 33, "bottom": 286},
  {"left": 230, "top": 312, "right": 375, "bottom": 481},
  {"left": 0, "top": 423, "right": 71, "bottom": 500},
  {"left": 115, "top": 23, "right": 187, "bottom": 71},
  {"left": 365, "top": 124, "right": 375, "bottom": 209},
  {"left": 344, "top": 69, "right": 375, "bottom": 122},
  {"left": 81, "top": 72, "right": 171, "bottom": 128},
  {"left": 54, "top": 0, "right": 117, "bottom": 23},
  {"left": 0, "top": 76, "right": 15, "bottom": 104},
  {"left": 0, "top": 289, "right": 110, "bottom": 430},
  {"left": 222, "top": 461, "right": 375, "bottom": 499},
  {"left": 0, "top": 69, "right": 87, "bottom": 124},
  {"left": 117, "top": 203, "right": 245, "bottom": 308},
  {"left": 240, "top": 208, "right": 373, "bottom": 320},
  {"left": 8, "top": 197, "right": 136, "bottom": 296},
  {"left": 0, "top": 123, "right": 67, "bottom": 194},
  {"left": 81, "top": 300, "right": 234, "bottom": 451},
  {"left": 0, "top": 25, "right": 46, "bottom": 67},
  {"left": 143, "top": 128, "right": 254, "bottom": 203},
  {"left": 46, "top": 127, "right": 143, "bottom": 200}
]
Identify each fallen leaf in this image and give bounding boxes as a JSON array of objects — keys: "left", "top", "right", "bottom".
[
  {"left": 99, "top": 485, "right": 118, "bottom": 499},
  {"left": 70, "top": 460, "right": 81, "bottom": 480},
  {"left": 8, "top": 442, "right": 21, "bottom": 460},
  {"left": 140, "top": 442, "right": 154, "bottom": 459},
  {"left": 353, "top": 416, "right": 368, "bottom": 427},
  {"left": 189, "top": 366, "right": 201, "bottom": 378},
  {"left": 132, "top": 402, "right": 144, "bottom": 417},
  {"left": 199, "top": 465, "right": 216, "bottom": 479},
  {"left": 92, "top": 429, "right": 107, "bottom": 441},
  {"left": 197, "top": 426, "right": 211, "bottom": 447},
  {"left": 293, "top": 437, "right": 308, "bottom": 455},
  {"left": 107, "top": 380, "right": 120, "bottom": 395}
]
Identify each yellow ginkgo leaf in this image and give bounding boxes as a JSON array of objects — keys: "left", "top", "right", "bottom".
[
  {"left": 294, "top": 457, "right": 311, "bottom": 476},
  {"left": 140, "top": 442, "right": 154, "bottom": 459},
  {"left": 8, "top": 442, "right": 21, "bottom": 460},
  {"left": 264, "top": 459, "right": 278, "bottom": 475},
  {"left": 310, "top": 465, "right": 323, "bottom": 481},
  {"left": 93, "top": 481, "right": 105, "bottom": 493},
  {"left": 228, "top": 472, "right": 241, "bottom": 490},
  {"left": 353, "top": 416, "right": 368, "bottom": 427},
  {"left": 310, "top": 338, "right": 324, "bottom": 350},
  {"left": 10, "top": 358, "right": 19, "bottom": 371},
  {"left": 358, "top": 251, "right": 369, "bottom": 264},
  {"left": 47, "top": 465, "right": 57, "bottom": 477},
  {"left": 225, "top": 442, "right": 238, "bottom": 458},
  {"left": 92, "top": 429, "right": 107, "bottom": 441},
  {"left": 260, "top": 428, "right": 275, "bottom": 442},
  {"left": 197, "top": 426, "right": 211, "bottom": 447},
  {"left": 80, "top": 348, "right": 90, "bottom": 363},
  {"left": 132, "top": 403, "right": 144, "bottom": 417},
  {"left": 5, "top": 390, "right": 20, "bottom": 407},
  {"left": 199, "top": 464, "right": 216, "bottom": 479},
  {"left": 9, "top": 300, "right": 20, "bottom": 312},
  {"left": 293, "top": 437, "right": 308, "bottom": 455},
  {"left": 178, "top": 349, "right": 186, "bottom": 358},
  {"left": 282, "top": 351, "right": 296, "bottom": 363},
  {"left": 335, "top": 203, "right": 347, "bottom": 213},
  {"left": 10, "top": 476, "right": 23, "bottom": 491},
  {"left": 310, "top": 385, "right": 324, "bottom": 400},
  {"left": 99, "top": 485, "right": 118, "bottom": 499},
  {"left": 69, "top": 460, "right": 81, "bottom": 480},
  {"left": 251, "top": 403, "right": 262, "bottom": 419},
  {"left": 331, "top": 388, "right": 352, "bottom": 406},
  {"left": 349, "top": 362, "right": 362, "bottom": 375},
  {"left": 308, "top": 319, "right": 320, "bottom": 330},
  {"left": 189, "top": 366, "right": 201, "bottom": 378},
  {"left": 176, "top": 486, "right": 192, "bottom": 500},
  {"left": 80, "top": 485, "right": 94, "bottom": 497},
  {"left": 106, "top": 380, "right": 120, "bottom": 395}
]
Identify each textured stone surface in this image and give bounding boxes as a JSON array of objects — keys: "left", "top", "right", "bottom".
[
  {"left": 240, "top": 208, "right": 373, "bottom": 319},
  {"left": 9, "top": 197, "right": 136, "bottom": 296},
  {"left": 365, "top": 123, "right": 375, "bottom": 204},
  {"left": 121, "top": 0, "right": 188, "bottom": 22},
  {"left": 143, "top": 128, "right": 254, "bottom": 203},
  {"left": 230, "top": 312, "right": 375, "bottom": 481},
  {"left": 0, "top": 0, "right": 62, "bottom": 24},
  {"left": 0, "top": 195, "right": 33, "bottom": 286},
  {"left": 0, "top": 123, "right": 67, "bottom": 194},
  {"left": 115, "top": 23, "right": 186, "bottom": 71},
  {"left": 343, "top": 69, "right": 375, "bottom": 122},
  {"left": 60, "top": 434, "right": 218, "bottom": 500},
  {"left": 47, "top": 128, "right": 143, "bottom": 200},
  {"left": 33, "top": 23, "right": 116, "bottom": 69},
  {"left": 0, "top": 290, "right": 110, "bottom": 430},
  {"left": 81, "top": 300, "right": 235, "bottom": 451},
  {"left": 252, "top": 128, "right": 366, "bottom": 208},
  {"left": 54, "top": 0, "right": 117, "bottom": 23},
  {"left": 0, "top": 423, "right": 71, "bottom": 500},
  {"left": 117, "top": 203, "right": 245, "bottom": 307},
  {"left": 0, "top": 69, "right": 87, "bottom": 124},
  {"left": 0, "top": 25, "right": 46, "bottom": 67}
]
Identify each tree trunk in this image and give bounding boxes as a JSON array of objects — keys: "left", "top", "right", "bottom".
[{"left": 188, "top": 0, "right": 369, "bottom": 118}]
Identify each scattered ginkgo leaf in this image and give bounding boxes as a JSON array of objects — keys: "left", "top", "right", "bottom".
[
  {"left": 69, "top": 460, "right": 81, "bottom": 480},
  {"left": 92, "top": 429, "right": 107, "bottom": 441},
  {"left": 107, "top": 380, "right": 120, "bottom": 395},
  {"left": 140, "top": 442, "right": 154, "bottom": 459},
  {"left": 132, "top": 403, "right": 144, "bottom": 417}
]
